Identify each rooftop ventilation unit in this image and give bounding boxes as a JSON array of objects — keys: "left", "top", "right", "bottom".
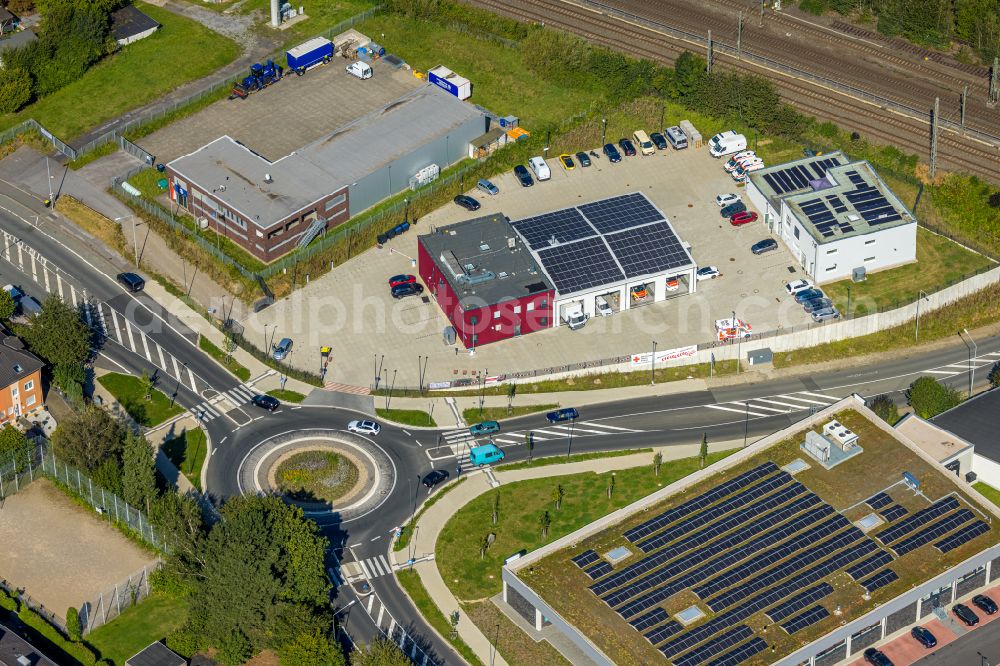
[
  {"left": 507, "top": 237, "right": 516, "bottom": 249},
  {"left": 822, "top": 420, "right": 859, "bottom": 451}
]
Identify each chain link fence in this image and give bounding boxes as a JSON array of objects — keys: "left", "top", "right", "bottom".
[{"left": 79, "top": 566, "right": 153, "bottom": 634}]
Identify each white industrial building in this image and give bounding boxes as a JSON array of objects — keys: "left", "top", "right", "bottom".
[{"left": 746, "top": 152, "right": 917, "bottom": 284}]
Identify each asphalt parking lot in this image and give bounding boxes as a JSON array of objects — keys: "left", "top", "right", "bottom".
[{"left": 254, "top": 143, "right": 816, "bottom": 387}]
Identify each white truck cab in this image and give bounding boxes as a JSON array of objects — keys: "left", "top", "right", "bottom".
[
  {"left": 709, "top": 130, "right": 748, "bottom": 158},
  {"left": 562, "top": 303, "right": 587, "bottom": 330},
  {"left": 346, "top": 61, "right": 373, "bottom": 79}
]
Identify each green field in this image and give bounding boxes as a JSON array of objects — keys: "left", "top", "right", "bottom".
[
  {"left": 198, "top": 335, "right": 251, "bottom": 381},
  {"left": 462, "top": 405, "right": 558, "bottom": 423},
  {"left": 0, "top": 3, "right": 240, "bottom": 140},
  {"left": 86, "top": 590, "right": 189, "bottom": 665},
  {"left": 200, "top": 0, "right": 379, "bottom": 47},
  {"left": 98, "top": 372, "right": 184, "bottom": 427},
  {"left": 161, "top": 429, "right": 208, "bottom": 490}
]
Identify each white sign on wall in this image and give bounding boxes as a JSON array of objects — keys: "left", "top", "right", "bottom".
[{"left": 629, "top": 345, "right": 698, "bottom": 368}]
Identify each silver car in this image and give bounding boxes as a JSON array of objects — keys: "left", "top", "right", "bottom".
[
  {"left": 803, "top": 298, "right": 834, "bottom": 313},
  {"left": 811, "top": 307, "right": 841, "bottom": 322},
  {"left": 348, "top": 420, "right": 381, "bottom": 436},
  {"left": 476, "top": 178, "right": 499, "bottom": 196}
]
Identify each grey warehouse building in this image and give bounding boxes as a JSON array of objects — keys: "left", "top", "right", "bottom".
[{"left": 166, "top": 84, "right": 486, "bottom": 262}]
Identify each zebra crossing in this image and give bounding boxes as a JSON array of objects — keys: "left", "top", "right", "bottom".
[
  {"left": 919, "top": 351, "right": 1000, "bottom": 376},
  {"left": 353, "top": 554, "right": 395, "bottom": 581},
  {"left": 190, "top": 383, "right": 259, "bottom": 423},
  {"left": 437, "top": 419, "right": 645, "bottom": 457},
  {"left": 704, "top": 391, "right": 843, "bottom": 418}
]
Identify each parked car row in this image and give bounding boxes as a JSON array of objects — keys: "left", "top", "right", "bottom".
[
  {"left": 722, "top": 150, "right": 765, "bottom": 183},
  {"left": 387, "top": 274, "right": 424, "bottom": 299},
  {"left": 785, "top": 279, "right": 840, "bottom": 322}
]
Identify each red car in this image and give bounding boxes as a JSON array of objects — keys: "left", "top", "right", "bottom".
[
  {"left": 388, "top": 274, "right": 416, "bottom": 288},
  {"left": 730, "top": 211, "right": 758, "bottom": 226}
]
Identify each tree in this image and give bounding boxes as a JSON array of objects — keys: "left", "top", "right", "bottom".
[
  {"left": 122, "top": 432, "right": 156, "bottom": 511},
  {"left": 18, "top": 295, "right": 90, "bottom": 368},
  {"left": 140, "top": 370, "right": 154, "bottom": 401},
  {"left": 51, "top": 403, "right": 128, "bottom": 473},
  {"left": 65, "top": 606, "right": 82, "bottom": 641},
  {"left": 224, "top": 333, "right": 237, "bottom": 364},
  {"left": 553, "top": 483, "right": 564, "bottom": 510},
  {"left": 277, "top": 629, "right": 344, "bottom": 666},
  {"left": 479, "top": 533, "right": 490, "bottom": 559},
  {"left": 988, "top": 362, "right": 1000, "bottom": 388},
  {"left": 868, "top": 394, "right": 900, "bottom": 425},
  {"left": 0, "top": 66, "right": 32, "bottom": 114},
  {"left": 700, "top": 434, "right": 708, "bottom": 469},
  {"left": 352, "top": 637, "right": 410, "bottom": 666},
  {"left": 653, "top": 451, "right": 663, "bottom": 476},
  {"left": 0, "top": 424, "right": 33, "bottom": 471},
  {"left": 906, "top": 376, "right": 962, "bottom": 419},
  {"left": 539, "top": 510, "right": 551, "bottom": 538},
  {"left": 0, "top": 287, "right": 16, "bottom": 320},
  {"left": 148, "top": 491, "right": 207, "bottom": 576},
  {"left": 673, "top": 51, "right": 706, "bottom": 97},
  {"left": 607, "top": 472, "right": 616, "bottom": 499},
  {"left": 491, "top": 491, "right": 500, "bottom": 525}
]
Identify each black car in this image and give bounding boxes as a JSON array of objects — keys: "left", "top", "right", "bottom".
[
  {"left": 422, "top": 469, "right": 450, "bottom": 489},
  {"left": 117, "top": 272, "right": 145, "bottom": 292},
  {"left": 972, "top": 594, "right": 998, "bottom": 615},
  {"left": 863, "top": 648, "right": 893, "bottom": 666},
  {"left": 650, "top": 132, "right": 668, "bottom": 150},
  {"left": 391, "top": 283, "right": 424, "bottom": 299},
  {"left": 618, "top": 138, "right": 636, "bottom": 156},
  {"left": 794, "top": 288, "right": 826, "bottom": 304},
  {"left": 454, "top": 195, "right": 480, "bottom": 211},
  {"left": 514, "top": 164, "right": 534, "bottom": 187},
  {"left": 719, "top": 201, "right": 747, "bottom": 218},
  {"left": 751, "top": 239, "right": 779, "bottom": 255},
  {"left": 802, "top": 298, "right": 834, "bottom": 313},
  {"left": 575, "top": 151, "right": 592, "bottom": 167},
  {"left": 251, "top": 394, "right": 280, "bottom": 412},
  {"left": 953, "top": 602, "right": 979, "bottom": 626},
  {"left": 546, "top": 407, "right": 579, "bottom": 423},
  {"left": 910, "top": 626, "right": 937, "bottom": 648},
  {"left": 603, "top": 143, "right": 622, "bottom": 163}
]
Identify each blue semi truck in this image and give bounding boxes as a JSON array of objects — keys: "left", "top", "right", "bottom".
[{"left": 286, "top": 37, "right": 334, "bottom": 75}]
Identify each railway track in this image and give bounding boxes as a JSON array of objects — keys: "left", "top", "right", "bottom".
[{"left": 464, "top": 0, "right": 1000, "bottom": 182}]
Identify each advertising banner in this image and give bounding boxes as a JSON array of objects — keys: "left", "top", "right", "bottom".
[{"left": 630, "top": 345, "right": 698, "bottom": 368}]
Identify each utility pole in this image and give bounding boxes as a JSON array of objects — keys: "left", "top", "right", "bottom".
[
  {"left": 990, "top": 57, "right": 999, "bottom": 107},
  {"left": 707, "top": 30, "right": 713, "bottom": 74},
  {"left": 961, "top": 85, "right": 968, "bottom": 131},
  {"left": 737, "top": 13, "right": 745, "bottom": 60},
  {"left": 929, "top": 97, "right": 939, "bottom": 181},
  {"left": 759, "top": 0, "right": 764, "bottom": 27}
]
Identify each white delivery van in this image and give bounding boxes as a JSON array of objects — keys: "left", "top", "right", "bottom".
[
  {"left": 595, "top": 296, "right": 613, "bottom": 316},
  {"left": 562, "top": 303, "right": 587, "bottom": 330},
  {"left": 632, "top": 130, "right": 655, "bottom": 156},
  {"left": 346, "top": 61, "right": 373, "bottom": 79},
  {"left": 528, "top": 156, "right": 551, "bottom": 181},
  {"left": 708, "top": 130, "right": 747, "bottom": 158},
  {"left": 664, "top": 126, "right": 688, "bottom": 149}
]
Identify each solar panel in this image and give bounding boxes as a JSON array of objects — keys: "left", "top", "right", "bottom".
[
  {"left": 604, "top": 221, "right": 692, "bottom": 279},
  {"left": 644, "top": 620, "right": 682, "bottom": 645},
  {"left": 706, "top": 637, "right": 768, "bottom": 666},
  {"left": 671, "top": 625, "right": 755, "bottom": 666},
  {"left": 935, "top": 521, "right": 990, "bottom": 553},
  {"left": 845, "top": 551, "right": 894, "bottom": 580},
  {"left": 865, "top": 493, "right": 892, "bottom": 509},
  {"left": 892, "top": 509, "right": 975, "bottom": 556},
  {"left": 585, "top": 561, "right": 613, "bottom": 579},
  {"left": 763, "top": 173, "right": 782, "bottom": 194},
  {"left": 572, "top": 550, "right": 599, "bottom": 568},
  {"left": 628, "top": 607, "right": 669, "bottom": 631},
  {"left": 877, "top": 497, "right": 960, "bottom": 544},
  {"left": 777, "top": 171, "right": 795, "bottom": 192},
  {"left": 536, "top": 236, "right": 624, "bottom": 295},
  {"left": 860, "top": 569, "right": 898, "bottom": 592},
  {"left": 869, "top": 213, "right": 902, "bottom": 225},
  {"left": 781, "top": 605, "right": 829, "bottom": 634},
  {"left": 810, "top": 162, "right": 827, "bottom": 179},
  {"left": 839, "top": 224, "right": 855, "bottom": 233},
  {"left": 765, "top": 583, "right": 834, "bottom": 622},
  {"left": 796, "top": 165, "right": 816, "bottom": 184},
  {"left": 578, "top": 192, "right": 663, "bottom": 234},
  {"left": 511, "top": 208, "right": 596, "bottom": 250},
  {"left": 787, "top": 168, "right": 807, "bottom": 189},
  {"left": 623, "top": 463, "right": 779, "bottom": 543},
  {"left": 879, "top": 505, "right": 908, "bottom": 522},
  {"left": 845, "top": 189, "right": 883, "bottom": 203}
]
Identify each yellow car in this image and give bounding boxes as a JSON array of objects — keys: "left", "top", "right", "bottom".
[
  {"left": 630, "top": 285, "right": 648, "bottom": 300},
  {"left": 558, "top": 154, "right": 576, "bottom": 171}
]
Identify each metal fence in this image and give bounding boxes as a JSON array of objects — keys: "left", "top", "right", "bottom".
[
  {"left": 79, "top": 565, "right": 153, "bottom": 634},
  {"left": 0, "top": 119, "right": 77, "bottom": 160}
]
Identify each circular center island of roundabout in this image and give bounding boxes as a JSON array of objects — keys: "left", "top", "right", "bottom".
[{"left": 237, "top": 429, "right": 396, "bottom": 524}]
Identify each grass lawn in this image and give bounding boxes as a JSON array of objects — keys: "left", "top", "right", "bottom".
[
  {"left": 0, "top": 4, "right": 240, "bottom": 140},
  {"left": 974, "top": 482, "right": 1000, "bottom": 508},
  {"left": 198, "top": 335, "right": 251, "bottom": 381},
  {"left": 268, "top": 388, "right": 306, "bottom": 403},
  {"left": 499, "top": 448, "right": 653, "bottom": 471},
  {"left": 86, "top": 590, "right": 189, "bottom": 666},
  {"left": 462, "top": 404, "right": 558, "bottom": 423},
  {"left": 57, "top": 196, "right": 129, "bottom": 255},
  {"left": 248, "top": 0, "right": 379, "bottom": 47},
  {"left": 394, "top": 479, "right": 466, "bottom": 553},
  {"left": 375, "top": 408, "right": 436, "bottom": 427},
  {"left": 98, "top": 372, "right": 184, "bottom": 427},
  {"left": 396, "top": 570, "right": 484, "bottom": 666},
  {"left": 161, "top": 429, "right": 208, "bottom": 490},
  {"left": 276, "top": 450, "right": 359, "bottom": 503},
  {"left": 823, "top": 227, "right": 995, "bottom": 316}
]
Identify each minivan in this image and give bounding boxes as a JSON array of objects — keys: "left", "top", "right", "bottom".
[
  {"left": 476, "top": 178, "right": 499, "bottom": 196},
  {"left": 595, "top": 296, "right": 613, "bottom": 316},
  {"left": 632, "top": 130, "right": 655, "bottom": 156},
  {"left": 272, "top": 337, "right": 293, "bottom": 361},
  {"left": 528, "top": 156, "right": 550, "bottom": 181},
  {"left": 469, "top": 443, "right": 505, "bottom": 466},
  {"left": 117, "top": 272, "right": 145, "bottom": 292},
  {"left": 664, "top": 126, "right": 688, "bottom": 149}
]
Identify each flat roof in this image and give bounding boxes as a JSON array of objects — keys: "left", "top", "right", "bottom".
[
  {"left": 894, "top": 413, "right": 974, "bottom": 462},
  {"left": 111, "top": 5, "right": 160, "bottom": 40},
  {"left": 419, "top": 214, "right": 554, "bottom": 308},
  {"left": 168, "top": 84, "right": 484, "bottom": 228},
  {"left": 0, "top": 622, "right": 57, "bottom": 666},
  {"left": 506, "top": 395, "right": 1000, "bottom": 665},
  {"left": 750, "top": 152, "right": 915, "bottom": 244},
  {"left": 932, "top": 388, "right": 1000, "bottom": 462}
]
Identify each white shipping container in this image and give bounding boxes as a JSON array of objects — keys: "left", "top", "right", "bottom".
[{"left": 428, "top": 65, "right": 472, "bottom": 100}]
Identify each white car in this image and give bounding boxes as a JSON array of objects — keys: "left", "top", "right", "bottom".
[
  {"left": 784, "top": 279, "right": 814, "bottom": 295},
  {"left": 723, "top": 151, "right": 756, "bottom": 171},
  {"left": 726, "top": 156, "right": 763, "bottom": 173},
  {"left": 348, "top": 420, "right": 381, "bottom": 436},
  {"left": 715, "top": 193, "right": 741, "bottom": 207},
  {"left": 528, "top": 156, "right": 551, "bottom": 181},
  {"left": 696, "top": 266, "right": 720, "bottom": 281}
]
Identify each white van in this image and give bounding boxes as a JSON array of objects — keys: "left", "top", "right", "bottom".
[
  {"left": 664, "top": 126, "right": 688, "bottom": 149},
  {"left": 708, "top": 130, "right": 747, "bottom": 158},
  {"left": 562, "top": 303, "right": 587, "bottom": 330},
  {"left": 595, "top": 296, "right": 613, "bottom": 316},
  {"left": 528, "top": 156, "right": 550, "bottom": 181},
  {"left": 632, "top": 130, "right": 655, "bottom": 156},
  {"left": 346, "top": 61, "right": 373, "bottom": 79}
]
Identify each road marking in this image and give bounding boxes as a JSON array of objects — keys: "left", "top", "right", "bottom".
[
  {"left": 139, "top": 330, "right": 152, "bottom": 362},
  {"left": 220, "top": 436, "right": 228, "bottom": 444},
  {"left": 358, "top": 559, "right": 372, "bottom": 579},
  {"left": 403, "top": 429, "right": 411, "bottom": 436},
  {"left": 370, "top": 535, "right": 382, "bottom": 542},
  {"left": 171, "top": 355, "right": 181, "bottom": 378},
  {"left": 778, "top": 394, "right": 832, "bottom": 406},
  {"left": 545, "top": 424, "right": 618, "bottom": 435},
  {"left": 743, "top": 403, "right": 790, "bottom": 414},
  {"left": 124, "top": 320, "right": 137, "bottom": 351},
  {"left": 367, "top": 595, "right": 375, "bottom": 613},
  {"left": 376, "top": 604, "right": 386, "bottom": 627},
  {"left": 704, "top": 403, "right": 771, "bottom": 417},
  {"left": 922, "top": 369, "right": 958, "bottom": 375},
  {"left": 109, "top": 308, "right": 123, "bottom": 345},
  {"left": 378, "top": 555, "right": 392, "bottom": 573},
  {"left": 582, "top": 422, "right": 641, "bottom": 431},
  {"left": 188, "top": 368, "right": 197, "bottom": 392},
  {"left": 527, "top": 428, "right": 569, "bottom": 437},
  {"left": 752, "top": 397, "right": 815, "bottom": 410}
]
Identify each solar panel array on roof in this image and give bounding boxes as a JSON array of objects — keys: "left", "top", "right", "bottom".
[
  {"left": 537, "top": 236, "right": 624, "bottom": 294},
  {"left": 845, "top": 550, "right": 894, "bottom": 581},
  {"left": 877, "top": 497, "right": 959, "bottom": 544},
  {"left": 865, "top": 492, "right": 892, "bottom": 509},
  {"left": 892, "top": 509, "right": 975, "bottom": 556},
  {"left": 843, "top": 176, "right": 902, "bottom": 225},
  {"left": 765, "top": 583, "right": 834, "bottom": 622},
  {"left": 860, "top": 569, "right": 899, "bottom": 592},
  {"left": 585, "top": 561, "right": 613, "bottom": 579},
  {"left": 604, "top": 222, "right": 692, "bottom": 279},
  {"left": 706, "top": 637, "right": 768, "bottom": 666},
  {"left": 644, "top": 620, "right": 682, "bottom": 645},
  {"left": 511, "top": 208, "right": 595, "bottom": 250},
  {"left": 578, "top": 193, "right": 662, "bottom": 234},
  {"left": 781, "top": 605, "right": 830, "bottom": 634},
  {"left": 571, "top": 549, "right": 599, "bottom": 568},
  {"left": 935, "top": 521, "right": 990, "bottom": 553},
  {"left": 879, "top": 504, "right": 908, "bottom": 522},
  {"left": 671, "top": 625, "right": 754, "bottom": 665},
  {"left": 762, "top": 157, "right": 842, "bottom": 195},
  {"left": 628, "top": 607, "right": 668, "bottom": 631}
]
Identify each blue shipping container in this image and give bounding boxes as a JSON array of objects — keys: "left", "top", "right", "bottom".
[{"left": 286, "top": 37, "right": 334, "bottom": 73}]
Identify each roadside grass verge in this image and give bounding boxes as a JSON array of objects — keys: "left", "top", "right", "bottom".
[
  {"left": 499, "top": 448, "right": 652, "bottom": 472},
  {"left": 56, "top": 196, "right": 130, "bottom": 255},
  {"left": 198, "top": 335, "right": 251, "bottom": 381},
  {"left": 464, "top": 599, "right": 571, "bottom": 666},
  {"left": 823, "top": 227, "right": 995, "bottom": 316},
  {"left": 161, "top": 429, "right": 208, "bottom": 490},
  {"left": 974, "top": 482, "right": 1000, "bottom": 508},
  {"left": 396, "top": 569, "right": 485, "bottom": 666},
  {"left": 438, "top": 449, "right": 735, "bottom": 601},
  {"left": 98, "top": 372, "right": 184, "bottom": 427},
  {"left": 0, "top": 4, "right": 240, "bottom": 140},
  {"left": 86, "top": 589, "right": 189, "bottom": 665},
  {"left": 462, "top": 405, "right": 558, "bottom": 423},
  {"left": 267, "top": 389, "right": 306, "bottom": 403},
  {"left": 393, "top": 478, "right": 466, "bottom": 553},
  {"left": 773, "top": 281, "right": 1000, "bottom": 368},
  {"left": 375, "top": 408, "right": 436, "bottom": 427}
]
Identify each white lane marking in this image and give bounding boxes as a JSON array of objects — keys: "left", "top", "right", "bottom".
[
  {"left": 779, "top": 395, "right": 833, "bottom": 406},
  {"left": 367, "top": 557, "right": 383, "bottom": 576},
  {"left": 171, "top": 355, "right": 181, "bottom": 379},
  {"left": 220, "top": 436, "right": 228, "bottom": 444},
  {"left": 358, "top": 559, "right": 372, "bottom": 579},
  {"left": 921, "top": 369, "right": 958, "bottom": 375},
  {"left": 743, "top": 403, "right": 791, "bottom": 414},
  {"left": 545, "top": 425, "right": 618, "bottom": 435},
  {"left": 124, "top": 320, "right": 137, "bottom": 351},
  {"left": 704, "top": 404, "right": 771, "bottom": 417},
  {"left": 528, "top": 428, "right": 572, "bottom": 437},
  {"left": 156, "top": 343, "right": 167, "bottom": 370},
  {"left": 581, "top": 422, "right": 641, "bottom": 431},
  {"left": 402, "top": 429, "right": 411, "bottom": 436},
  {"left": 797, "top": 391, "right": 841, "bottom": 401},
  {"left": 139, "top": 330, "right": 152, "bottom": 362},
  {"left": 376, "top": 603, "right": 385, "bottom": 627},
  {"left": 367, "top": 595, "right": 375, "bottom": 613},
  {"left": 187, "top": 368, "right": 197, "bottom": 392},
  {"left": 752, "top": 397, "right": 815, "bottom": 410},
  {"left": 109, "top": 308, "right": 123, "bottom": 344},
  {"left": 378, "top": 555, "right": 392, "bottom": 573}
]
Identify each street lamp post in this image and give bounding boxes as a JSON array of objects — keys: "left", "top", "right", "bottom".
[
  {"left": 960, "top": 328, "right": 978, "bottom": 396},
  {"left": 45, "top": 157, "right": 54, "bottom": 207},
  {"left": 478, "top": 368, "right": 488, "bottom": 418},
  {"left": 650, "top": 340, "right": 658, "bottom": 385},
  {"left": 264, "top": 323, "right": 269, "bottom": 352},
  {"left": 915, "top": 290, "right": 929, "bottom": 340},
  {"left": 601, "top": 118, "right": 607, "bottom": 146},
  {"left": 565, "top": 416, "right": 577, "bottom": 459},
  {"left": 846, "top": 284, "right": 852, "bottom": 318}
]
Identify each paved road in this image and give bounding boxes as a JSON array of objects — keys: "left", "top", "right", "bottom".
[{"left": 918, "top": 623, "right": 1000, "bottom": 664}]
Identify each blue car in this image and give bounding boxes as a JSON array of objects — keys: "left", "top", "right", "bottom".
[
  {"left": 750, "top": 239, "right": 778, "bottom": 255},
  {"left": 794, "top": 288, "right": 825, "bottom": 304},
  {"left": 910, "top": 626, "right": 936, "bottom": 648},
  {"left": 469, "top": 420, "right": 500, "bottom": 436},
  {"left": 514, "top": 165, "right": 534, "bottom": 187},
  {"left": 546, "top": 408, "right": 579, "bottom": 423},
  {"left": 603, "top": 143, "right": 622, "bottom": 163}
]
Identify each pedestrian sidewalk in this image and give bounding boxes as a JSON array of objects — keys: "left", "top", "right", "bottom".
[{"left": 390, "top": 439, "right": 745, "bottom": 666}]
